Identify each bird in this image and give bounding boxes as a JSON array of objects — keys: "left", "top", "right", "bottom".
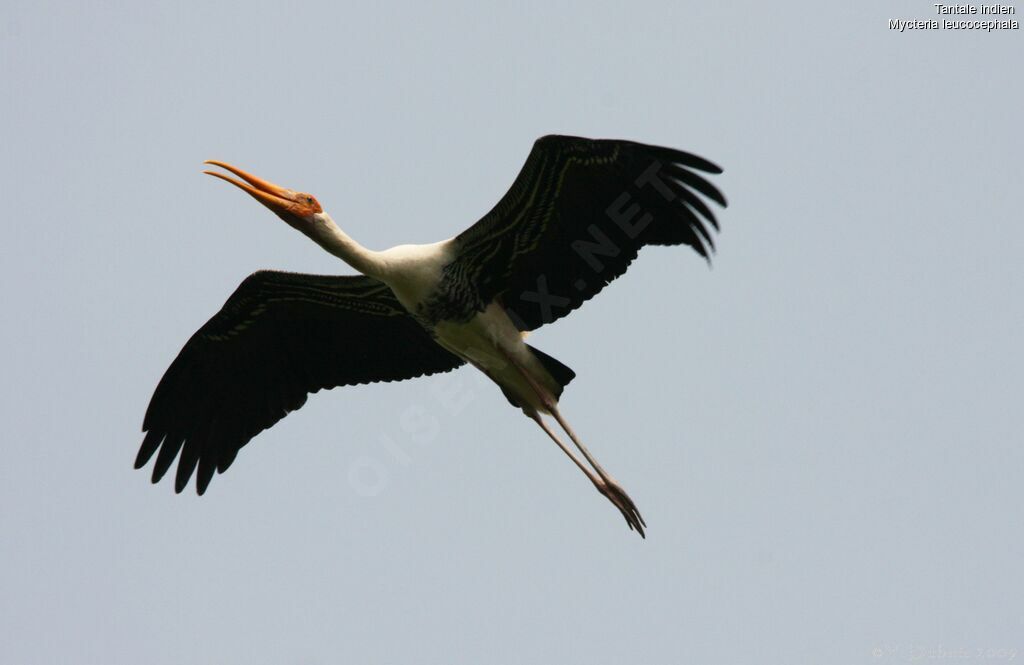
[{"left": 135, "top": 135, "right": 727, "bottom": 537}]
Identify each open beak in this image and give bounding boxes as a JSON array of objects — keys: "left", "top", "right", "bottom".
[{"left": 203, "top": 160, "right": 304, "bottom": 217}]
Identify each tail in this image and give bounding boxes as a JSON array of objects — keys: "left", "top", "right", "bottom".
[{"left": 526, "top": 344, "right": 576, "bottom": 399}]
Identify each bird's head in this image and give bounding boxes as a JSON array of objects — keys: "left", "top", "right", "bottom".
[{"left": 203, "top": 160, "right": 324, "bottom": 233}]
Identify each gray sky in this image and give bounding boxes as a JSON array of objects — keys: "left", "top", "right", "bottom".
[{"left": 2, "top": 1, "right": 1022, "bottom": 663}]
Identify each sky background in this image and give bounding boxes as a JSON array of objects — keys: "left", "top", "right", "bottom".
[{"left": 2, "top": 1, "right": 1022, "bottom": 663}]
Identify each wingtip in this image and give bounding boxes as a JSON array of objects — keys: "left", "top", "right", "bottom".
[
  {"left": 151, "top": 460, "right": 170, "bottom": 484},
  {"left": 135, "top": 430, "right": 163, "bottom": 469},
  {"left": 196, "top": 473, "right": 212, "bottom": 496}
]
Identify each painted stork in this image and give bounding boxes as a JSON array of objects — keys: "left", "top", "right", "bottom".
[{"left": 135, "top": 135, "right": 727, "bottom": 537}]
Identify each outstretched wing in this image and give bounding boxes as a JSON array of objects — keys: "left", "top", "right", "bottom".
[
  {"left": 448, "top": 135, "right": 727, "bottom": 330},
  {"left": 136, "top": 271, "right": 463, "bottom": 495}
]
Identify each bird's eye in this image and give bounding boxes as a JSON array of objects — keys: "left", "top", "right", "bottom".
[{"left": 305, "top": 197, "right": 313, "bottom": 203}]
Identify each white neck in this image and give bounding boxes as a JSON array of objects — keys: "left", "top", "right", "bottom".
[{"left": 308, "top": 213, "right": 386, "bottom": 279}]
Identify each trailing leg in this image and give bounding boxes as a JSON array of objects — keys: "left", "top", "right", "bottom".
[
  {"left": 500, "top": 346, "right": 646, "bottom": 536},
  {"left": 524, "top": 409, "right": 645, "bottom": 537}
]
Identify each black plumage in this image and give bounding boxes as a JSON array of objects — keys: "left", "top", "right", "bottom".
[
  {"left": 136, "top": 271, "right": 463, "bottom": 494},
  {"left": 430, "top": 135, "right": 726, "bottom": 330}
]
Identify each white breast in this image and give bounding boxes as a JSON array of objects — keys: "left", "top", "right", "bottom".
[{"left": 378, "top": 239, "right": 454, "bottom": 310}]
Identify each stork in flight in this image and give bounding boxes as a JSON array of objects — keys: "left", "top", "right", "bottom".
[{"left": 136, "top": 135, "right": 727, "bottom": 537}]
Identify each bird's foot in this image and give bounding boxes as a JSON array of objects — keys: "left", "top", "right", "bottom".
[{"left": 595, "top": 478, "right": 646, "bottom": 538}]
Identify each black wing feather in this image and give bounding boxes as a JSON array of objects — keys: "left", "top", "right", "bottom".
[
  {"left": 137, "top": 271, "right": 463, "bottom": 494},
  {"left": 448, "top": 135, "right": 727, "bottom": 330}
]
